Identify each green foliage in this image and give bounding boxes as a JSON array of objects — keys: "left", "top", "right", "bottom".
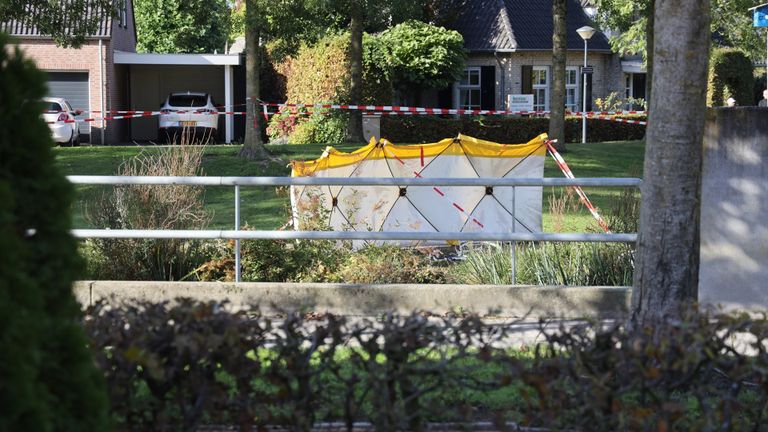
[
  {"left": 322, "top": 245, "right": 448, "bottom": 283},
  {"left": 380, "top": 115, "right": 646, "bottom": 144},
  {"left": 595, "top": 0, "right": 766, "bottom": 62},
  {"left": 594, "top": 91, "right": 646, "bottom": 112},
  {"left": 707, "top": 47, "right": 756, "bottom": 106},
  {"left": 0, "top": 34, "right": 110, "bottom": 431},
  {"left": 515, "top": 242, "right": 634, "bottom": 286},
  {"left": 134, "top": 0, "right": 230, "bottom": 53},
  {"left": 450, "top": 189, "right": 639, "bottom": 286},
  {"left": 268, "top": 32, "right": 393, "bottom": 143},
  {"left": 83, "top": 145, "right": 212, "bottom": 280},
  {"left": 377, "top": 20, "right": 465, "bottom": 89},
  {"left": 84, "top": 300, "right": 768, "bottom": 429},
  {"left": 0, "top": 0, "right": 116, "bottom": 47}
]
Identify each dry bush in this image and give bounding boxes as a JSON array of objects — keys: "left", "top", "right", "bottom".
[{"left": 83, "top": 144, "right": 213, "bottom": 280}]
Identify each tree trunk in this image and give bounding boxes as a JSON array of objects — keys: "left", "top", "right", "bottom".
[
  {"left": 632, "top": 0, "right": 711, "bottom": 321},
  {"left": 240, "top": 0, "right": 269, "bottom": 160},
  {"left": 549, "top": 0, "right": 567, "bottom": 151},
  {"left": 346, "top": 0, "right": 365, "bottom": 143}
]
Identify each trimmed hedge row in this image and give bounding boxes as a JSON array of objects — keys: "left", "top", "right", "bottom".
[
  {"left": 84, "top": 300, "right": 768, "bottom": 431},
  {"left": 380, "top": 115, "right": 646, "bottom": 144}
]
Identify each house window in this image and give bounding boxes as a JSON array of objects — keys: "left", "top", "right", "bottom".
[
  {"left": 532, "top": 67, "right": 549, "bottom": 111},
  {"left": 565, "top": 67, "right": 579, "bottom": 112},
  {"left": 458, "top": 67, "right": 481, "bottom": 110}
]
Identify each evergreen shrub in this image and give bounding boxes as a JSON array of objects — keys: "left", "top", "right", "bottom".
[
  {"left": 707, "top": 48, "right": 755, "bottom": 106},
  {"left": 0, "top": 34, "right": 110, "bottom": 431}
]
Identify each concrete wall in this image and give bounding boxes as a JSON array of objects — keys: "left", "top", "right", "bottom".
[
  {"left": 73, "top": 281, "right": 631, "bottom": 319},
  {"left": 699, "top": 107, "right": 768, "bottom": 310}
]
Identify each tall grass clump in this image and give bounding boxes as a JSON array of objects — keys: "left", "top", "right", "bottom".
[
  {"left": 83, "top": 143, "right": 212, "bottom": 280},
  {"left": 450, "top": 188, "right": 639, "bottom": 286}
]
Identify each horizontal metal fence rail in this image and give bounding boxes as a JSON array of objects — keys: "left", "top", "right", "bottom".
[
  {"left": 67, "top": 175, "right": 642, "bottom": 282},
  {"left": 71, "top": 229, "right": 637, "bottom": 242},
  {"left": 67, "top": 175, "right": 643, "bottom": 188}
]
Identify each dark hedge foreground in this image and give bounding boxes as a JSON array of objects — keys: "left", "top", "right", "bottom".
[
  {"left": 0, "top": 34, "right": 110, "bottom": 430},
  {"left": 380, "top": 116, "right": 646, "bottom": 144},
  {"left": 84, "top": 300, "right": 768, "bottom": 431}
]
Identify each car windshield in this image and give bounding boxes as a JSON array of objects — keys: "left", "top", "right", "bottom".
[
  {"left": 168, "top": 95, "right": 208, "bottom": 107},
  {"left": 46, "top": 102, "right": 63, "bottom": 111}
]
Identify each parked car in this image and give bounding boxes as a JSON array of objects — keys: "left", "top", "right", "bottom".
[
  {"left": 43, "top": 97, "right": 81, "bottom": 146},
  {"left": 159, "top": 92, "right": 219, "bottom": 143}
]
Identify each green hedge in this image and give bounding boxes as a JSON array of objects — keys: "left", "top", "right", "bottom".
[
  {"left": 380, "top": 115, "right": 646, "bottom": 143},
  {"left": 85, "top": 301, "right": 768, "bottom": 430},
  {"left": 708, "top": 48, "right": 755, "bottom": 106}
]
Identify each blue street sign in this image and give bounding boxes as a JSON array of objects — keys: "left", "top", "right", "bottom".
[{"left": 753, "top": 4, "right": 768, "bottom": 27}]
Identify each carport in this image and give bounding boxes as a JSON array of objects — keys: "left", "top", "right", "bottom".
[{"left": 114, "top": 51, "right": 243, "bottom": 143}]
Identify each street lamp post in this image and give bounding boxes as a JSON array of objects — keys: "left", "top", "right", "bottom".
[{"left": 577, "top": 26, "right": 596, "bottom": 144}]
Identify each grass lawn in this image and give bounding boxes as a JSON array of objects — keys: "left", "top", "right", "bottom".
[{"left": 54, "top": 140, "right": 644, "bottom": 232}]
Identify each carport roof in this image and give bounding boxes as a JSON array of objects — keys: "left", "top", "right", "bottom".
[{"left": 114, "top": 51, "right": 241, "bottom": 66}]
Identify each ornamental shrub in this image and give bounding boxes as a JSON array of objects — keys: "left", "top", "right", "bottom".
[
  {"left": 377, "top": 20, "right": 465, "bottom": 90},
  {"left": 707, "top": 48, "right": 755, "bottom": 106},
  {"left": 268, "top": 32, "right": 393, "bottom": 144},
  {"left": 0, "top": 34, "right": 110, "bottom": 431}
]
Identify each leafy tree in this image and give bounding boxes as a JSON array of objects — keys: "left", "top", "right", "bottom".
[
  {"left": 549, "top": 0, "right": 567, "bottom": 151},
  {"left": 377, "top": 20, "right": 464, "bottom": 102},
  {"left": 594, "top": 0, "right": 764, "bottom": 106},
  {"left": 312, "top": 0, "right": 428, "bottom": 142},
  {"left": 0, "top": 34, "right": 110, "bottom": 431},
  {"left": 133, "top": 0, "right": 230, "bottom": 53},
  {"left": 632, "top": 0, "right": 711, "bottom": 320},
  {"left": 0, "top": 0, "right": 116, "bottom": 46},
  {"left": 241, "top": 0, "right": 319, "bottom": 159}
]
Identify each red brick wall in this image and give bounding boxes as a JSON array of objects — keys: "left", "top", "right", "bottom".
[{"left": 15, "top": 0, "right": 138, "bottom": 144}]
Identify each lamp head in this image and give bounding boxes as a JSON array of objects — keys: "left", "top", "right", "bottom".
[{"left": 577, "top": 26, "right": 596, "bottom": 41}]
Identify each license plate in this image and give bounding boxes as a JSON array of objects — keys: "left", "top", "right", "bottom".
[{"left": 180, "top": 121, "right": 197, "bottom": 127}]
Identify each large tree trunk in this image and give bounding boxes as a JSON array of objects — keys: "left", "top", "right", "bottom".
[
  {"left": 346, "top": 0, "right": 365, "bottom": 143},
  {"left": 632, "top": 0, "right": 711, "bottom": 321},
  {"left": 240, "top": 0, "right": 269, "bottom": 160},
  {"left": 549, "top": 0, "right": 567, "bottom": 151}
]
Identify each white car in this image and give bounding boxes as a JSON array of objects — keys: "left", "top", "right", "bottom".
[
  {"left": 43, "top": 97, "right": 81, "bottom": 146},
  {"left": 159, "top": 92, "right": 219, "bottom": 142}
]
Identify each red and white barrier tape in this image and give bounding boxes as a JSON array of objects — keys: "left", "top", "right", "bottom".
[
  {"left": 545, "top": 140, "right": 611, "bottom": 233},
  {"left": 261, "top": 101, "right": 646, "bottom": 117}
]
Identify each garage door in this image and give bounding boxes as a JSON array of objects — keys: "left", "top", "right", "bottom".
[{"left": 46, "top": 72, "right": 90, "bottom": 134}]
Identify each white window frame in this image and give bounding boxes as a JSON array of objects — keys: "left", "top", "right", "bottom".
[
  {"left": 532, "top": 66, "right": 549, "bottom": 111},
  {"left": 456, "top": 67, "right": 482, "bottom": 110},
  {"left": 565, "top": 67, "right": 579, "bottom": 112}
]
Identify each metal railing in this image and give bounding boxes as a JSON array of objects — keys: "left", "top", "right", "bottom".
[{"left": 67, "top": 176, "right": 642, "bottom": 282}]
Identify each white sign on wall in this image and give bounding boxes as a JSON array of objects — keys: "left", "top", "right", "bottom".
[{"left": 507, "top": 94, "right": 534, "bottom": 112}]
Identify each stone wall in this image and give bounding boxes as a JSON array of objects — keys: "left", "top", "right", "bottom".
[{"left": 699, "top": 107, "right": 768, "bottom": 310}]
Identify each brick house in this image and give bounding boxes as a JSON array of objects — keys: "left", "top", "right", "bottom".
[
  {"left": 1, "top": 0, "right": 137, "bottom": 144},
  {"left": 424, "top": 0, "right": 622, "bottom": 113}
]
